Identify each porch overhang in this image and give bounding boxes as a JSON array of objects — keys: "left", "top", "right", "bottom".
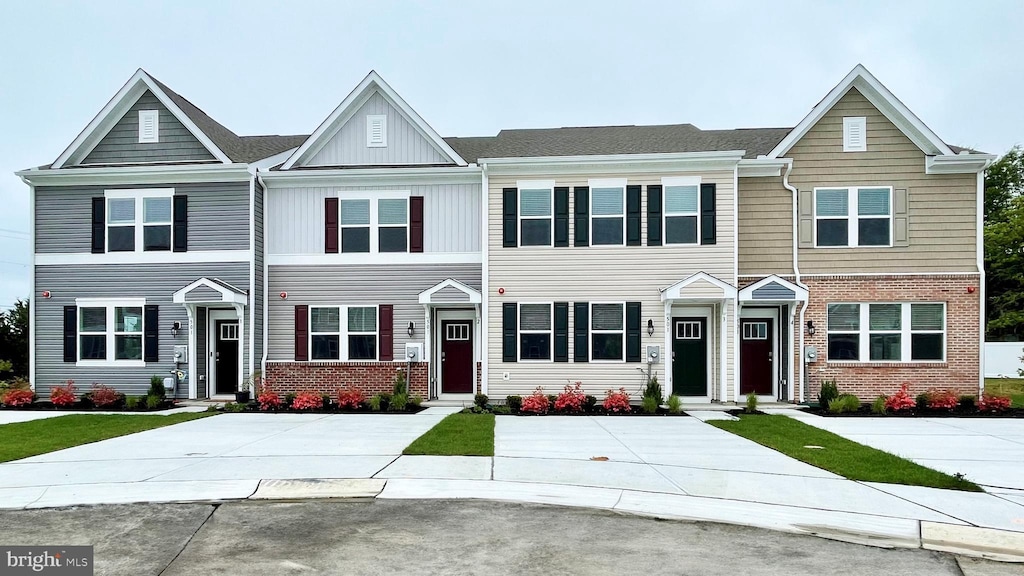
[
  {"left": 738, "top": 275, "right": 808, "bottom": 304},
  {"left": 173, "top": 277, "right": 248, "bottom": 306},
  {"left": 661, "top": 272, "right": 737, "bottom": 302},
  {"left": 418, "top": 278, "right": 482, "bottom": 305}
]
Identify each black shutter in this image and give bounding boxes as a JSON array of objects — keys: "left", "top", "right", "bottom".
[
  {"left": 502, "top": 188, "right": 517, "bottom": 248},
  {"left": 91, "top": 197, "right": 105, "bottom": 253},
  {"left": 647, "top": 185, "right": 662, "bottom": 246},
  {"left": 626, "top": 185, "right": 641, "bottom": 246},
  {"left": 573, "top": 302, "right": 589, "bottom": 362},
  {"left": 502, "top": 303, "right": 517, "bottom": 362},
  {"left": 144, "top": 305, "right": 159, "bottom": 362},
  {"left": 554, "top": 187, "right": 569, "bottom": 247},
  {"left": 554, "top": 302, "right": 569, "bottom": 362},
  {"left": 574, "top": 187, "right": 589, "bottom": 246},
  {"left": 173, "top": 195, "right": 188, "bottom": 252},
  {"left": 63, "top": 306, "right": 77, "bottom": 362},
  {"left": 626, "top": 301, "right": 642, "bottom": 362},
  {"left": 700, "top": 183, "right": 716, "bottom": 245}
]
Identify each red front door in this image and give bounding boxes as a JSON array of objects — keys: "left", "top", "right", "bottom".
[
  {"left": 740, "top": 318, "right": 774, "bottom": 395},
  {"left": 441, "top": 320, "right": 474, "bottom": 394}
]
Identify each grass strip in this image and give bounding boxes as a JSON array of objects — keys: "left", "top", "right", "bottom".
[
  {"left": 403, "top": 413, "right": 494, "bottom": 456},
  {"left": 984, "top": 378, "right": 1024, "bottom": 408},
  {"left": 0, "top": 412, "right": 214, "bottom": 463},
  {"left": 710, "top": 414, "right": 982, "bottom": 492}
]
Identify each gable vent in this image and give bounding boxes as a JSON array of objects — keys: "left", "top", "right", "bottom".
[
  {"left": 843, "top": 116, "right": 866, "bottom": 152},
  {"left": 366, "top": 114, "right": 387, "bottom": 147},
  {"left": 139, "top": 109, "right": 159, "bottom": 143}
]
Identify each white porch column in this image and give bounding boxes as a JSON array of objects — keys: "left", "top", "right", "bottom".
[
  {"left": 720, "top": 301, "right": 728, "bottom": 403},
  {"left": 233, "top": 303, "right": 246, "bottom": 391},
  {"left": 423, "top": 305, "right": 432, "bottom": 398},
  {"left": 663, "top": 302, "right": 672, "bottom": 396},
  {"left": 185, "top": 304, "right": 197, "bottom": 399}
]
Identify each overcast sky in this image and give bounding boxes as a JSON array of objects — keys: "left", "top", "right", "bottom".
[{"left": 0, "top": 0, "right": 1021, "bottom": 309}]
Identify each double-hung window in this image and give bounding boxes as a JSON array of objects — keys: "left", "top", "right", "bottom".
[
  {"left": 76, "top": 299, "right": 145, "bottom": 365},
  {"left": 105, "top": 189, "right": 175, "bottom": 253},
  {"left": 338, "top": 194, "right": 409, "bottom": 253},
  {"left": 827, "top": 302, "right": 945, "bottom": 362},
  {"left": 309, "top": 305, "right": 378, "bottom": 360},
  {"left": 519, "top": 182, "right": 553, "bottom": 246},
  {"left": 341, "top": 199, "right": 371, "bottom": 253},
  {"left": 663, "top": 177, "right": 700, "bottom": 244},
  {"left": 377, "top": 199, "right": 408, "bottom": 252},
  {"left": 815, "top": 187, "right": 892, "bottom": 247},
  {"left": 590, "top": 180, "right": 625, "bottom": 245},
  {"left": 591, "top": 303, "right": 624, "bottom": 361},
  {"left": 519, "top": 303, "right": 552, "bottom": 360}
]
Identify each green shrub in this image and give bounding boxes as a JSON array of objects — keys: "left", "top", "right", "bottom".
[
  {"left": 145, "top": 394, "right": 162, "bottom": 410},
  {"left": 148, "top": 377, "right": 166, "bottom": 399},
  {"left": 380, "top": 393, "right": 392, "bottom": 410},
  {"left": 389, "top": 393, "right": 408, "bottom": 412},
  {"left": 321, "top": 394, "right": 332, "bottom": 410},
  {"left": 492, "top": 405, "right": 511, "bottom": 415},
  {"left": 871, "top": 395, "right": 887, "bottom": 415},
  {"left": 369, "top": 394, "right": 384, "bottom": 411},
  {"left": 667, "top": 394, "right": 682, "bottom": 414},
  {"left": 958, "top": 395, "right": 976, "bottom": 411},
  {"left": 284, "top": 393, "right": 297, "bottom": 408},
  {"left": 583, "top": 395, "right": 598, "bottom": 413},
  {"left": 393, "top": 371, "right": 408, "bottom": 396},
  {"left": 409, "top": 395, "right": 423, "bottom": 408},
  {"left": 828, "top": 394, "right": 860, "bottom": 414},
  {"left": 915, "top": 393, "right": 929, "bottom": 411},
  {"left": 547, "top": 394, "right": 558, "bottom": 407},
  {"left": 641, "top": 395, "right": 659, "bottom": 414},
  {"left": 818, "top": 379, "right": 839, "bottom": 408},
  {"left": 223, "top": 402, "right": 245, "bottom": 413},
  {"left": 125, "top": 396, "right": 142, "bottom": 410},
  {"left": 506, "top": 395, "right": 522, "bottom": 413},
  {"left": 474, "top": 394, "right": 489, "bottom": 408},
  {"left": 745, "top": 392, "right": 758, "bottom": 414},
  {"left": 643, "top": 375, "right": 662, "bottom": 403}
]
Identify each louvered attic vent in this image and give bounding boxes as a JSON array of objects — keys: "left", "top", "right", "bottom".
[
  {"left": 366, "top": 114, "right": 387, "bottom": 147},
  {"left": 138, "top": 109, "right": 159, "bottom": 143},
  {"left": 843, "top": 116, "right": 866, "bottom": 152}
]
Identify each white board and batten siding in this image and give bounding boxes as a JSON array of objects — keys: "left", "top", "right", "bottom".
[{"left": 486, "top": 170, "right": 737, "bottom": 399}]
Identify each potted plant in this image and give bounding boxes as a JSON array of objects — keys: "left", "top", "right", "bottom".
[{"left": 236, "top": 375, "right": 254, "bottom": 404}]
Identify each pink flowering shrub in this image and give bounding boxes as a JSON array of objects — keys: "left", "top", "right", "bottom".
[
  {"left": 50, "top": 380, "right": 77, "bottom": 407},
  {"left": 554, "top": 382, "right": 586, "bottom": 413},
  {"left": 291, "top": 391, "right": 322, "bottom": 411},
  {"left": 978, "top": 393, "right": 1012, "bottom": 413},
  {"left": 884, "top": 383, "right": 916, "bottom": 412},
  {"left": 603, "top": 388, "right": 631, "bottom": 413},
  {"left": 520, "top": 387, "right": 550, "bottom": 414},
  {"left": 2, "top": 388, "right": 36, "bottom": 407},
  {"left": 335, "top": 386, "right": 367, "bottom": 410},
  {"left": 89, "top": 384, "right": 123, "bottom": 408},
  {"left": 925, "top": 389, "right": 959, "bottom": 411},
  {"left": 257, "top": 385, "right": 282, "bottom": 411}
]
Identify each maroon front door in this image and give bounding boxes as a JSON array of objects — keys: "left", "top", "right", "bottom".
[
  {"left": 740, "top": 318, "right": 773, "bottom": 395},
  {"left": 441, "top": 320, "right": 474, "bottom": 394}
]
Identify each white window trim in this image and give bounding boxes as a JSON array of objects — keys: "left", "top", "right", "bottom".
[
  {"left": 588, "top": 178, "right": 627, "bottom": 247},
  {"left": 366, "top": 114, "right": 387, "bottom": 148},
  {"left": 826, "top": 302, "right": 946, "bottom": 363},
  {"left": 518, "top": 302, "right": 554, "bottom": 362},
  {"left": 308, "top": 305, "right": 380, "bottom": 362},
  {"left": 138, "top": 110, "right": 159, "bottom": 143},
  {"left": 662, "top": 176, "right": 702, "bottom": 246},
  {"left": 516, "top": 180, "right": 555, "bottom": 248},
  {"left": 590, "top": 302, "right": 625, "bottom": 363},
  {"left": 75, "top": 297, "right": 147, "bottom": 367},
  {"left": 104, "top": 188, "right": 175, "bottom": 254},
  {"left": 843, "top": 116, "right": 867, "bottom": 152},
  {"left": 335, "top": 190, "right": 410, "bottom": 254},
  {"left": 813, "top": 186, "right": 893, "bottom": 248}
]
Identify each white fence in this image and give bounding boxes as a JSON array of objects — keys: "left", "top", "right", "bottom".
[{"left": 985, "top": 342, "right": 1023, "bottom": 378}]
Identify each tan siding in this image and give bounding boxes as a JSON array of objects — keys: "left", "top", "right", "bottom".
[
  {"left": 737, "top": 176, "right": 793, "bottom": 275},
  {"left": 788, "top": 87, "right": 977, "bottom": 273},
  {"left": 486, "top": 170, "right": 736, "bottom": 399}
]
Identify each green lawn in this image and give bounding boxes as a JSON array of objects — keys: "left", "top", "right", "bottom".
[
  {"left": 0, "top": 412, "right": 214, "bottom": 463},
  {"left": 403, "top": 413, "right": 494, "bottom": 456},
  {"left": 710, "top": 414, "right": 982, "bottom": 492},
  {"left": 985, "top": 378, "right": 1024, "bottom": 408}
]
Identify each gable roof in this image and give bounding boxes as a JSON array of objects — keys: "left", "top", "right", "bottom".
[
  {"left": 281, "top": 71, "right": 467, "bottom": 169},
  {"left": 766, "top": 64, "right": 955, "bottom": 159}
]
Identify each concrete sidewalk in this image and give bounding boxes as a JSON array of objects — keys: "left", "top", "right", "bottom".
[{"left": 2, "top": 408, "right": 1024, "bottom": 562}]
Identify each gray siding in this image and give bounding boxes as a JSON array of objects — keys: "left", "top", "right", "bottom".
[
  {"left": 266, "top": 183, "right": 481, "bottom": 255},
  {"left": 253, "top": 182, "right": 265, "bottom": 374},
  {"left": 34, "top": 263, "right": 251, "bottom": 397},
  {"left": 751, "top": 282, "right": 796, "bottom": 300},
  {"left": 306, "top": 91, "right": 451, "bottom": 166},
  {"left": 184, "top": 286, "right": 222, "bottom": 302},
  {"left": 82, "top": 91, "right": 215, "bottom": 164},
  {"left": 432, "top": 285, "right": 471, "bottom": 303},
  {"left": 36, "top": 181, "right": 251, "bottom": 253},
  {"left": 267, "top": 264, "right": 481, "bottom": 360}
]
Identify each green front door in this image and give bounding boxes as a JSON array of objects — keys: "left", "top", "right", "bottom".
[{"left": 672, "top": 317, "right": 707, "bottom": 396}]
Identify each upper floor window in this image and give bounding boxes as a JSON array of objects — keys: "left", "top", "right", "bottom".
[
  {"left": 827, "top": 302, "right": 945, "bottom": 362},
  {"left": 338, "top": 194, "right": 409, "bottom": 253},
  {"left": 138, "top": 110, "right": 159, "bottom": 143},
  {"left": 843, "top": 116, "right": 866, "bottom": 152},
  {"left": 105, "top": 189, "right": 175, "bottom": 252},
  {"left": 519, "top": 182, "right": 553, "bottom": 247},
  {"left": 664, "top": 180, "right": 700, "bottom": 245},
  {"left": 310, "top": 305, "right": 378, "bottom": 361},
  {"left": 815, "top": 187, "right": 891, "bottom": 247},
  {"left": 590, "top": 179, "right": 625, "bottom": 246}
]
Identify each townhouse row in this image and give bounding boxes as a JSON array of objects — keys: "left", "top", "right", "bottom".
[{"left": 17, "top": 66, "right": 993, "bottom": 403}]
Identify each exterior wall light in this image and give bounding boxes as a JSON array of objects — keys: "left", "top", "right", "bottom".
[
  {"left": 806, "top": 320, "right": 815, "bottom": 336},
  {"left": 407, "top": 321, "right": 415, "bottom": 337},
  {"left": 171, "top": 321, "right": 181, "bottom": 337},
  {"left": 647, "top": 319, "right": 655, "bottom": 337}
]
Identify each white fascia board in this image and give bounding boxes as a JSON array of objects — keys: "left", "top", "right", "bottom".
[
  {"left": 480, "top": 151, "right": 745, "bottom": 176},
  {"left": 281, "top": 71, "right": 467, "bottom": 170},
  {"left": 480, "top": 150, "right": 746, "bottom": 166},
  {"left": 17, "top": 163, "right": 253, "bottom": 186},
  {"left": 767, "top": 64, "right": 955, "bottom": 159},
  {"left": 258, "top": 165, "right": 481, "bottom": 188},
  {"left": 738, "top": 158, "right": 791, "bottom": 178},
  {"left": 925, "top": 154, "right": 996, "bottom": 174},
  {"left": 248, "top": 148, "right": 299, "bottom": 171}
]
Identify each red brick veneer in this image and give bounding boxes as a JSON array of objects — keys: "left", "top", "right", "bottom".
[{"left": 264, "top": 361, "right": 429, "bottom": 397}]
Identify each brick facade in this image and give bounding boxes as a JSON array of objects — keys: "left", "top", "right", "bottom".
[
  {"left": 799, "top": 275, "right": 981, "bottom": 401},
  {"left": 264, "top": 361, "right": 430, "bottom": 398}
]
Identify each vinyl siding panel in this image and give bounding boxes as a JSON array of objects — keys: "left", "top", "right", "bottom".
[
  {"left": 751, "top": 283, "right": 796, "bottom": 300},
  {"left": 737, "top": 176, "right": 794, "bottom": 275},
  {"left": 432, "top": 285, "right": 471, "bottom": 303},
  {"left": 82, "top": 91, "right": 215, "bottom": 164},
  {"left": 34, "top": 263, "right": 251, "bottom": 396},
  {"left": 266, "top": 183, "right": 481, "bottom": 255},
  {"left": 789, "top": 88, "right": 978, "bottom": 273},
  {"left": 35, "top": 181, "right": 250, "bottom": 253},
  {"left": 306, "top": 92, "right": 450, "bottom": 166},
  {"left": 267, "top": 264, "right": 481, "bottom": 360},
  {"left": 185, "top": 286, "right": 222, "bottom": 302},
  {"left": 487, "top": 170, "right": 736, "bottom": 399}
]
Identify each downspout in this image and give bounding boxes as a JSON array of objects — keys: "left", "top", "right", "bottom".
[
  {"left": 256, "top": 169, "right": 270, "bottom": 384},
  {"left": 977, "top": 168, "right": 988, "bottom": 395},
  {"left": 480, "top": 163, "right": 489, "bottom": 397},
  {"left": 781, "top": 160, "right": 810, "bottom": 403},
  {"left": 19, "top": 175, "right": 35, "bottom": 391}
]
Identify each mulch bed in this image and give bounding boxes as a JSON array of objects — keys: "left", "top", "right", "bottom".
[
  {"left": 0, "top": 401, "right": 180, "bottom": 413},
  {"left": 220, "top": 404, "right": 426, "bottom": 415},
  {"left": 801, "top": 406, "right": 1024, "bottom": 418}
]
